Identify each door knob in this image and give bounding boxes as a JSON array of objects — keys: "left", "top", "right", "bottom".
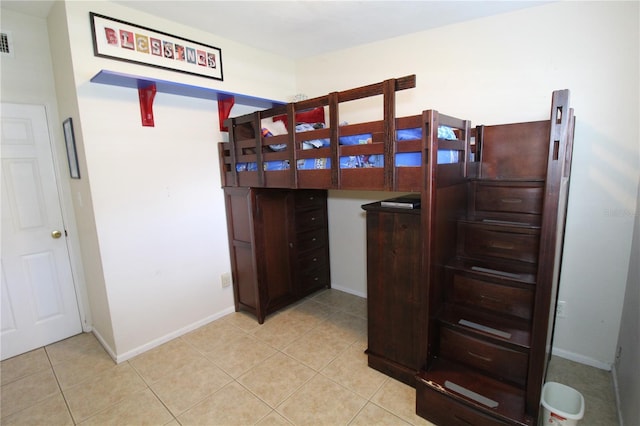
[{"left": 51, "top": 230, "right": 63, "bottom": 239}]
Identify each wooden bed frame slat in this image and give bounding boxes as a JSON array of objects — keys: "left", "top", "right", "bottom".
[{"left": 218, "top": 75, "right": 476, "bottom": 192}]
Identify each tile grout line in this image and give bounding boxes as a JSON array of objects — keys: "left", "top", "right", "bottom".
[
  {"left": 43, "top": 344, "right": 78, "bottom": 425},
  {"left": 126, "top": 358, "right": 182, "bottom": 425},
  {"left": 214, "top": 295, "right": 366, "bottom": 425}
]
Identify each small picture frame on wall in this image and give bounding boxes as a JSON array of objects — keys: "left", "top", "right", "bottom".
[{"left": 63, "top": 117, "right": 80, "bottom": 179}]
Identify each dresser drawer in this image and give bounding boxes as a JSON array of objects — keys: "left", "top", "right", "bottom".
[
  {"left": 451, "top": 274, "right": 533, "bottom": 320},
  {"left": 296, "top": 228, "right": 327, "bottom": 252},
  {"left": 416, "top": 380, "right": 510, "bottom": 426},
  {"left": 296, "top": 247, "right": 329, "bottom": 295},
  {"left": 458, "top": 223, "right": 539, "bottom": 263},
  {"left": 474, "top": 183, "right": 543, "bottom": 215},
  {"left": 440, "top": 327, "right": 528, "bottom": 385},
  {"left": 295, "top": 190, "right": 326, "bottom": 210},
  {"left": 299, "top": 264, "right": 329, "bottom": 290},
  {"left": 298, "top": 247, "right": 328, "bottom": 272},
  {"left": 296, "top": 208, "right": 326, "bottom": 232}
]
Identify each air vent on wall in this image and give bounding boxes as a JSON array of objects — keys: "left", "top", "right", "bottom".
[{"left": 1, "top": 31, "right": 15, "bottom": 57}]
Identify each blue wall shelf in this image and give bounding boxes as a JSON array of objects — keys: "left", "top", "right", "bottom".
[{"left": 90, "top": 69, "right": 284, "bottom": 128}]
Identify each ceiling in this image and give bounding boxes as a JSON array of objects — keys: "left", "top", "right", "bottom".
[{"left": 2, "top": 1, "right": 547, "bottom": 59}]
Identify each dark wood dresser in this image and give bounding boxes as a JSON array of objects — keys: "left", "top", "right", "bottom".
[
  {"left": 223, "top": 187, "right": 330, "bottom": 323},
  {"left": 362, "top": 197, "right": 425, "bottom": 386}
]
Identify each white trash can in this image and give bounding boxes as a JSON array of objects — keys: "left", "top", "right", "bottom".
[{"left": 540, "top": 382, "right": 585, "bottom": 426}]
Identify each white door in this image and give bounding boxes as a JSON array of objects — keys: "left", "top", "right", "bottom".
[{"left": 1, "top": 103, "right": 82, "bottom": 360}]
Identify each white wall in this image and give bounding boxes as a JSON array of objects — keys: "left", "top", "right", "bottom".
[
  {"left": 55, "top": 0, "right": 296, "bottom": 360},
  {"left": 297, "top": 1, "right": 639, "bottom": 368},
  {"left": 326, "top": 190, "right": 410, "bottom": 297}
]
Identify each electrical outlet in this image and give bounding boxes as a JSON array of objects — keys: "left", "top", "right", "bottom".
[
  {"left": 221, "top": 272, "right": 232, "bottom": 288},
  {"left": 556, "top": 300, "right": 567, "bottom": 318}
]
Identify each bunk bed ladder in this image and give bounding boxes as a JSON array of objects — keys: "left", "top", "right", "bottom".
[{"left": 416, "top": 90, "right": 574, "bottom": 425}]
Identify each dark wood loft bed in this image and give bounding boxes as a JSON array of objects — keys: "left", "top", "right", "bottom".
[{"left": 218, "top": 76, "right": 575, "bottom": 426}]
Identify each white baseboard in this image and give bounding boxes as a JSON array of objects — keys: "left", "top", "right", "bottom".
[
  {"left": 91, "top": 328, "right": 117, "bottom": 362},
  {"left": 611, "top": 363, "right": 624, "bottom": 426},
  {"left": 330, "top": 283, "right": 367, "bottom": 299},
  {"left": 551, "top": 346, "right": 613, "bottom": 371},
  {"left": 94, "top": 307, "right": 236, "bottom": 364}
]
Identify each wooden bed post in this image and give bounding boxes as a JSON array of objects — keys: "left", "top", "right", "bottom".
[
  {"left": 473, "top": 125, "right": 485, "bottom": 179},
  {"left": 254, "top": 111, "right": 265, "bottom": 188},
  {"left": 286, "top": 103, "right": 298, "bottom": 188},
  {"left": 420, "top": 109, "right": 437, "bottom": 369},
  {"left": 461, "top": 119, "right": 472, "bottom": 179},
  {"left": 527, "top": 89, "right": 574, "bottom": 415},
  {"left": 329, "top": 92, "right": 340, "bottom": 189},
  {"left": 227, "top": 117, "right": 238, "bottom": 187},
  {"left": 383, "top": 79, "right": 397, "bottom": 191}
]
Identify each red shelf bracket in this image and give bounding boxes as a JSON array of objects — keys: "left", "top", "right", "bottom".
[
  {"left": 218, "top": 95, "right": 235, "bottom": 131},
  {"left": 138, "top": 83, "right": 157, "bottom": 127}
]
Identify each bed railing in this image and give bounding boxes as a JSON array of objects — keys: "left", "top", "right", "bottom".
[{"left": 218, "top": 75, "right": 472, "bottom": 191}]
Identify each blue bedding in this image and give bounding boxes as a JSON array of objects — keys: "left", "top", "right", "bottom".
[
  {"left": 236, "top": 150, "right": 460, "bottom": 172},
  {"left": 336, "top": 126, "right": 457, "bottom": 145},
  {"left": 238, "top": 125, "right": 460, "bottom": 171},
  {"left": 235, "top": 160, "right": 290, "bottom": 171},
  {"left": 291, "top": 125, "right": 457, "bottom": 150}
]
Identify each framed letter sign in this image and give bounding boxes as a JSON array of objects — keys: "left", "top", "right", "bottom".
[{"left": 90, "top": 12, "right": 223, "bottom": 81}]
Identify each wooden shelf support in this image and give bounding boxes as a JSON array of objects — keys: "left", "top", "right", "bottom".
[
  {"left": 218, "top": 95, "right": 235, "bottom": 132},
  {"left": 138, "top": 83, "right": 157, "bottom": 127}
]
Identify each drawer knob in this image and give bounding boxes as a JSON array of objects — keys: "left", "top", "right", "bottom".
[
  {"left": 312, "top": 257, "right": 318, "bottom": 262},
  {"left": 488, "top": 241, "right": 514, "bottom": 250},
  {"left": 501, "top": 198, "right": 523, "bottom": 204},
  {"left": 480, "top": 294, "right": 503, "bottom": 304},
  {"left": 467, "top": 351, "right": 493, "bottom": 363}
]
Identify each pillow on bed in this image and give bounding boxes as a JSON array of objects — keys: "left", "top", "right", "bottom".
[
  {"left": 261, "top": 119, "right": 288, "bottom": 136},
  {"left": 273, "top": 107, "right": 325, "bottom": 129}
]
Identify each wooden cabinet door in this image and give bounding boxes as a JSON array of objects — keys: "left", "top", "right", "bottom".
[
  {"left": 253, "top": 190, "right": 296, "bottom": 314},
  {"left": 224, "top": 187, "right": 259, "bottom": 317}
]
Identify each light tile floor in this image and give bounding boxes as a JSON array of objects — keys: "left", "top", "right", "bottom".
[{"left": 0, "top": 289, "right": 619, "bottom": 425}]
